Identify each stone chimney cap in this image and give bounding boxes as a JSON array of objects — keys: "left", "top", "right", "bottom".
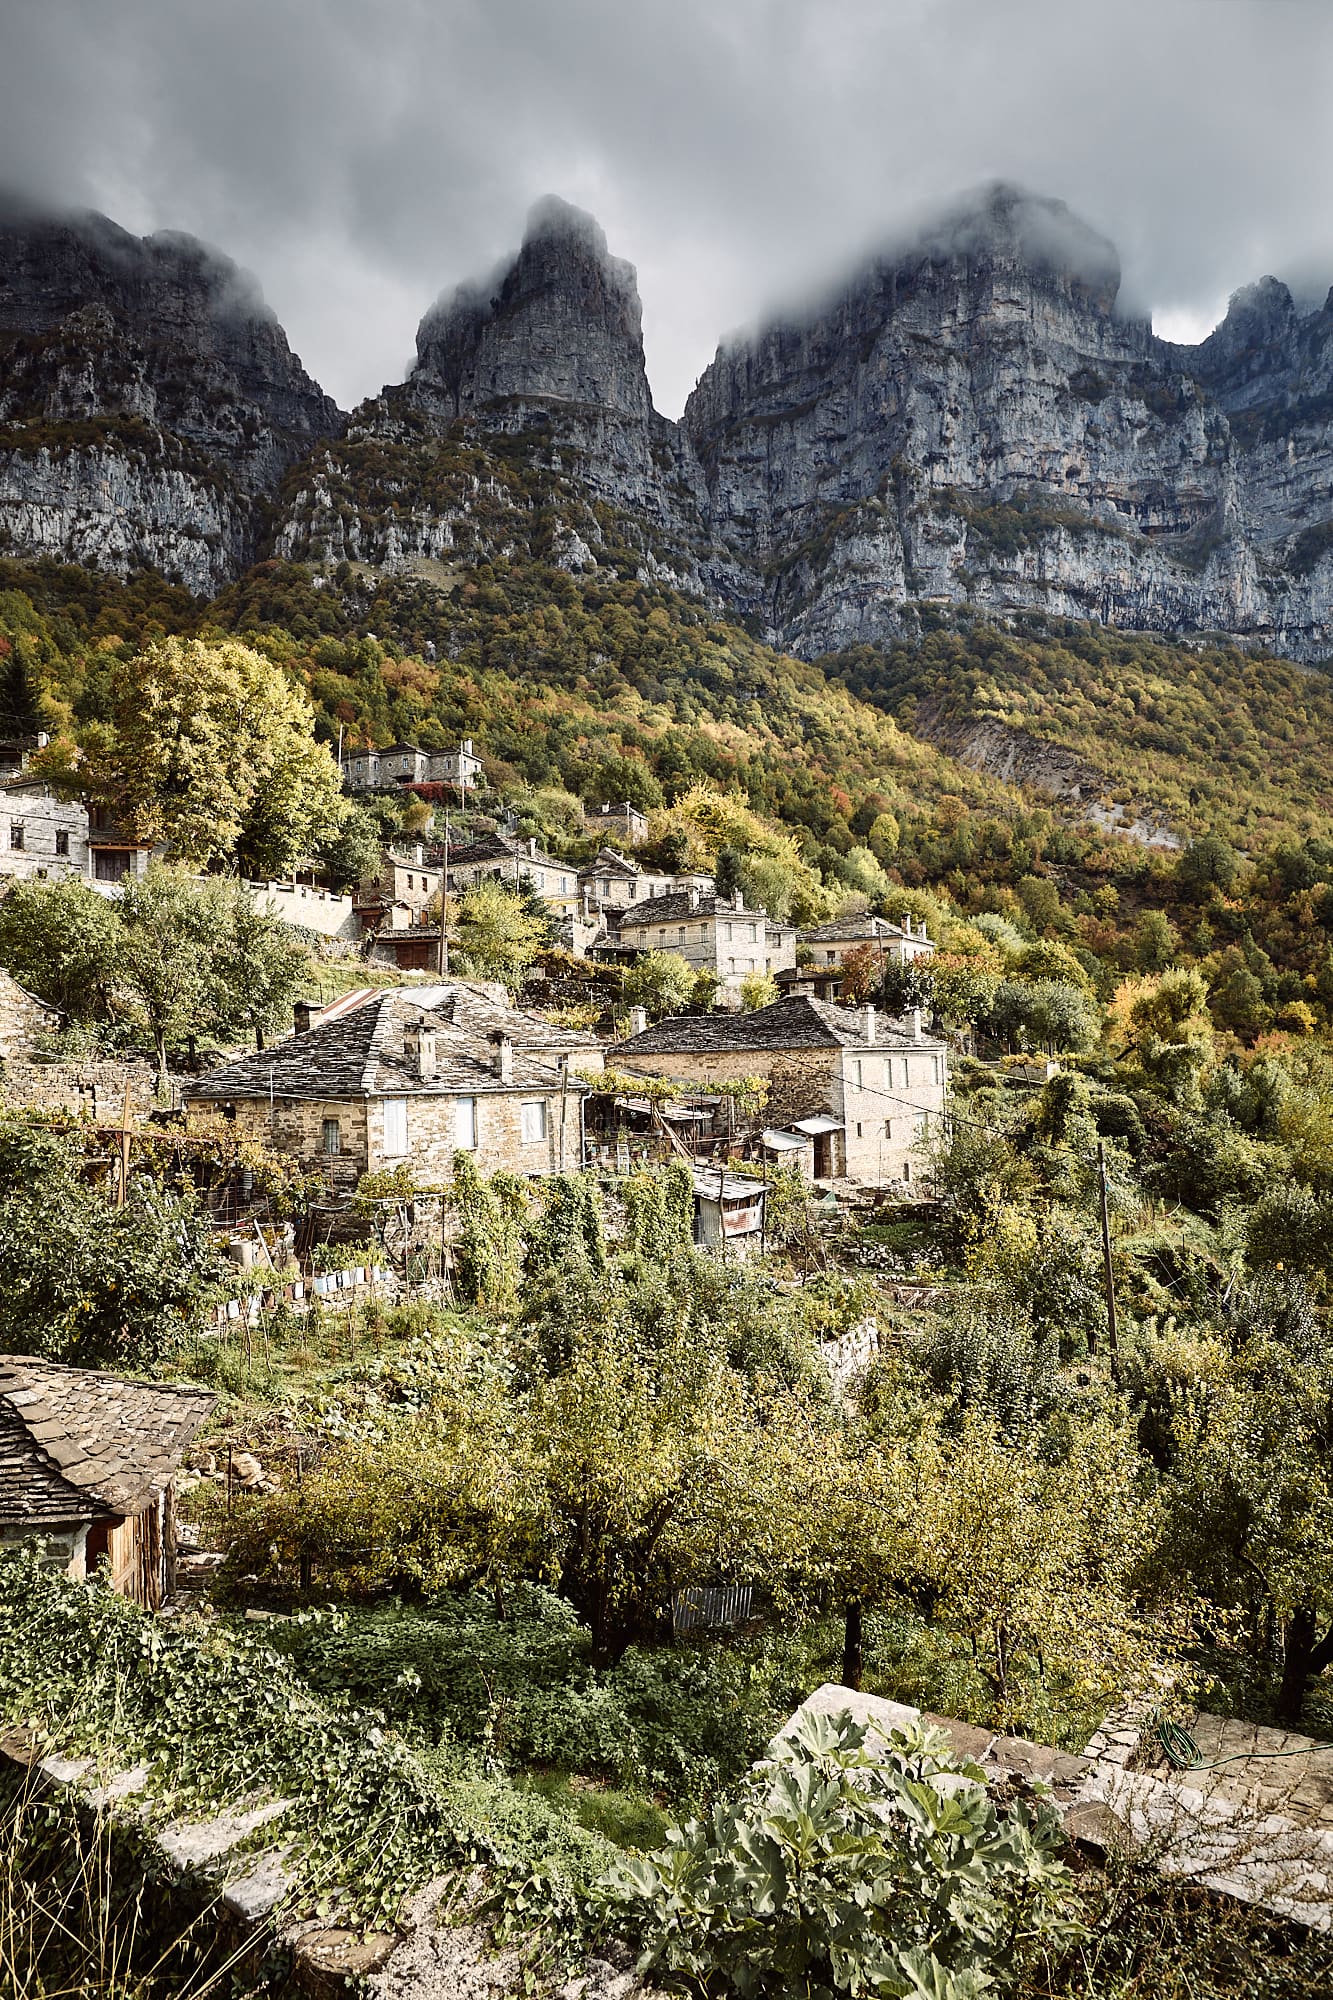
[
  {"left": 864, "top": 1005, "right": 876, "bottom": 1045},
  {"left": 911, "top": 1007, "right": 922, "bottom": 1041},
  {"left": 733, "top": 887, "right": 745, "bottom": 911}
]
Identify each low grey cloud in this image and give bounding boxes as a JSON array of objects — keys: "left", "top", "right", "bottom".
[{"left": 1, "top": 0, "right": 1331, "bottom": 415}]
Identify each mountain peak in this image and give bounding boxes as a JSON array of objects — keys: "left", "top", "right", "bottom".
[
  {"left": 412, "top": 199, "right": 652, "bottom": 423},
  {"left": 891, "top": 181, "right": 1122, "bottom": 307}
]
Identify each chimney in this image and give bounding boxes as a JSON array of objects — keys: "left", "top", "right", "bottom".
[
  {"left": 293, "top": 1000, "right": 314, "bottom": 1036},
  {"left": 629, "top": 1006, "right": 648, "bottom": 1036},
  {"left": 494, "top": 1034, "right": 514, "bottom": 1083},
  {"left": 527, "top": 836, "right": 537, "bottom": 857},
  {"left": 408, "top": 1020, "right": 438, "bottom": 1081},
  {"left": 462, "top": 737, "right": 473, "bottom": 754},
  {"left": 901, "top": 911, "right": 912, "bottom": 936},
  {"left": 734, "top": 887, "right": 744, "bottom": 911},
  {"left": 688, "top": 885, "right": 700, "bottom": 912},
  {"left": 864, "top": 1005, "right": 876, "bottom": 1045},
  {"left": 912, "top": 1008, "right": 922, "bottom": 1041}
]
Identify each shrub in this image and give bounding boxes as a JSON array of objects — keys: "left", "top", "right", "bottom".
[{"left": 608, "top": 1705, "right": 1079, "bottom": 1997}]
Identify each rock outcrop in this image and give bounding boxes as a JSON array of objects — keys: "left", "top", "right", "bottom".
[
  {"left": 680, "top": 184, "right": 1333, "bottom": 658},
  {"left": 0, "top": 201, "right": 343, "bottom": 589},
  {"left": 8, "top": 183, "right": 1333, "bottom": 661}
]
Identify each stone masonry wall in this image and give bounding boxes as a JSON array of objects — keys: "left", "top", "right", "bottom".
[
  {"left": 0, "top": 1058, "right": 167, "bottom": 1119},
  {"left": 192, "top": 1085, "right": 580, "bottom": 1182}
]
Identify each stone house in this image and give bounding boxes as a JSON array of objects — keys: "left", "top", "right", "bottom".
[
  {"left": 576, "top": 848, "right": 700, "bottom": 915},
  {"left": 446, "top": 832, "right": 580, "bottom": 915},
  {"left": 0, "top": 1357, "right": 214, "bottom": 1607},
  {"left": 185, "top": 984, "right": 602, "bottom": 1184},
  {"left": 584, "top": 800, "right": 649, "bottom": 846},
  {"left": 797, "top": 912, "right": 936, "bottom": 971},
  {"left": 615, "top": 887, "right": 797, "bottom": 993},
  {"left": 613, "top": 994, "right": 948, "bottom": 1185},
  {"left": 0, "top": 775, "right": 92, "bottom": 882},
  {"left": 342, "top": 740, "right": 484, "bottom": 795}
]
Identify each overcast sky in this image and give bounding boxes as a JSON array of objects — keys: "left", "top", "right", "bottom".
[{"left": 2, "top": 0, "right": 1331, "bottom": 416}]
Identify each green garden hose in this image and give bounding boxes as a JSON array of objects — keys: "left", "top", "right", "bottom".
[{"left": 1152, "top": 1710, "right": 1327, "bottom": 1772}]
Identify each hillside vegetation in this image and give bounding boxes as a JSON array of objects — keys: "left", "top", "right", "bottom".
[{"left": 830, "top": 615, "right": 1333, "bottom": 850}]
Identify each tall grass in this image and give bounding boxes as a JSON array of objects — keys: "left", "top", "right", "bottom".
[{"left": 0, "top": 1755, "right": 270, "bottom": 2000}]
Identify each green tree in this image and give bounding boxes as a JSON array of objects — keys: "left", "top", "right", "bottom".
[
  {"left": 0, "top": 875, "right": 122, "bottom": 1019},
  {"left": 1161, "top": 1321, "right": 1333, "bottom": 1726},
  {"left": 316, "top": 801, "right": 385, "bottom": 890},
  {"left": 611, "top": 1706, "right": 1078, "bottom": 1999},
  {"left": 1176, "top": 834, "right": 1242, "bottom": 899},
  {"left": 738, "top": 969, "right": 779, "bottom": 1011},
  {"left": 208, "top": 889, "right": 309, "bottom": 1052},
  {"left": 452, "top": 878, "right": 546, "bottom": 992},
  {"left": 84, "top": 636, "right": 345, "bottom": 873},
  {"left": 1133, "top": 909, "right": 1179, "bottom": 972},
  {"left": 0, "top": 1121, "right": 218, "bottom": 1367},
  {"left": 115, "top": 867, "right": 229, "bottom": 1083},
  {"left": 622, "top": 950, "right": 697, "bottom": 1020}
]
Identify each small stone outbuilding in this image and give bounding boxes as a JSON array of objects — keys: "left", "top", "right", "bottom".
[{"left": 0, "top": 1357, "right": 214, "bottom": 1607}]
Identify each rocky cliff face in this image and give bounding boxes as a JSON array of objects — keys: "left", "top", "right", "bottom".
[
  {"left": 7, "top": 184, "right": 1333, "bottom": 662},
  {"left": 681, "top": 184, "right": 1333, "bottom": 660},
  {"left": 0, "top": 202, "right": 342, "bottom": 589}
]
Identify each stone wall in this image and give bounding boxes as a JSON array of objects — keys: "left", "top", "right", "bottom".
[
  {"left": 241, "top": 881, "right": 360, "bottom": 942},
  {"left": 0, "top": 1057, "right": 168, "bottom": 1119},
  {"left": 0, "top": 971, "right": 59, "bottom": 1057},
  {"left": 191, "top": 1082, "right": 583, "bottom": 1182}
]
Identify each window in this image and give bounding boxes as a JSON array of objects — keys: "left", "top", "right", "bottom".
[
  {"left": 94, "top": 850, "right": 130, "bottom": 882},
  {"left": 9, "top": 824, "right": 22, "bottom": 851},
  {"left": 560, "top": 876, "right": 568, "bottom": 893},
  {"left": 856, "top": 1121, "right": 863, "bottom": 1138},
  {"left": 457, "top": 1096, "right": 477, "bottom": 1149},
  {"left": 826, "top": 951, "right": 836, "bottom": 964},
  {"left": 900, "top": 1058, "right": 911, "bottom": 1088},
  {"left": 931, "top": 1055, "right": 942, "bottom": 1085},
  {"left": 853, "top": 1059, "right": 863, "bottom": 1089},
  {"left": 725, "top": 923, "right": 733, "bottom": 940},
  {"left": 54, "top": 829, "right": 69, "bottom": 856},
  {"left": 913, "top": 1113, "right": 926, "bottom": 1138},
  {"left": 882, "top": 1059, "right": 893, "bottom": 1088},
  {"left": 382, "top": 1096, "right": 408, "bottom": 1155},
  {"left": 521, "top": 1100, "right": 547, "bottom": 1144},
  {"left": 677, "top": 927, "right": 686, "bottom": 944},
  {"left": 728, "top": 957, "right": 736, "bottom": 972},
  {"left": 322, "top": 1118, "right": 341, "bottom": 1156},
  {"left": 884, "top": 1119, "right": 893, "bottom": 1138},
  {"left": 747, "top": 924, "right": 757, "bottom": 943}
]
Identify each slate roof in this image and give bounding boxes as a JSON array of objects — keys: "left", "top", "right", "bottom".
[
  {"left": 0, "top": 1358, "right": 214, "bottom": 1525},
  {"left": 798, "top": 914, "right": 925, "bottom": 945},
  {"left": 448, "top": 833, "right": 567, "bottom": 873},
  {"left": 618, "top": 889, "right": 760, "bottom": 929},
  {"left": 579, "top": 848, "right": 639, "bottom": 879},
  {"left": 613, "top": 995, "right": 944, "bottom": 1057},
  {"left": 186, "top": 986, "right": 597, "bottom": 1105}
]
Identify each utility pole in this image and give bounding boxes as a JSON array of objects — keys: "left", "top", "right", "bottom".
[
  {"left": 1096, "top": 1140, "right": 1120, "bottom": 1373},
  {"left": 438, "top": 804, "right": 450, "bottom": 976},
  {"left": 115, "top": 1084, "right": 133, "bottom": 1208}
]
